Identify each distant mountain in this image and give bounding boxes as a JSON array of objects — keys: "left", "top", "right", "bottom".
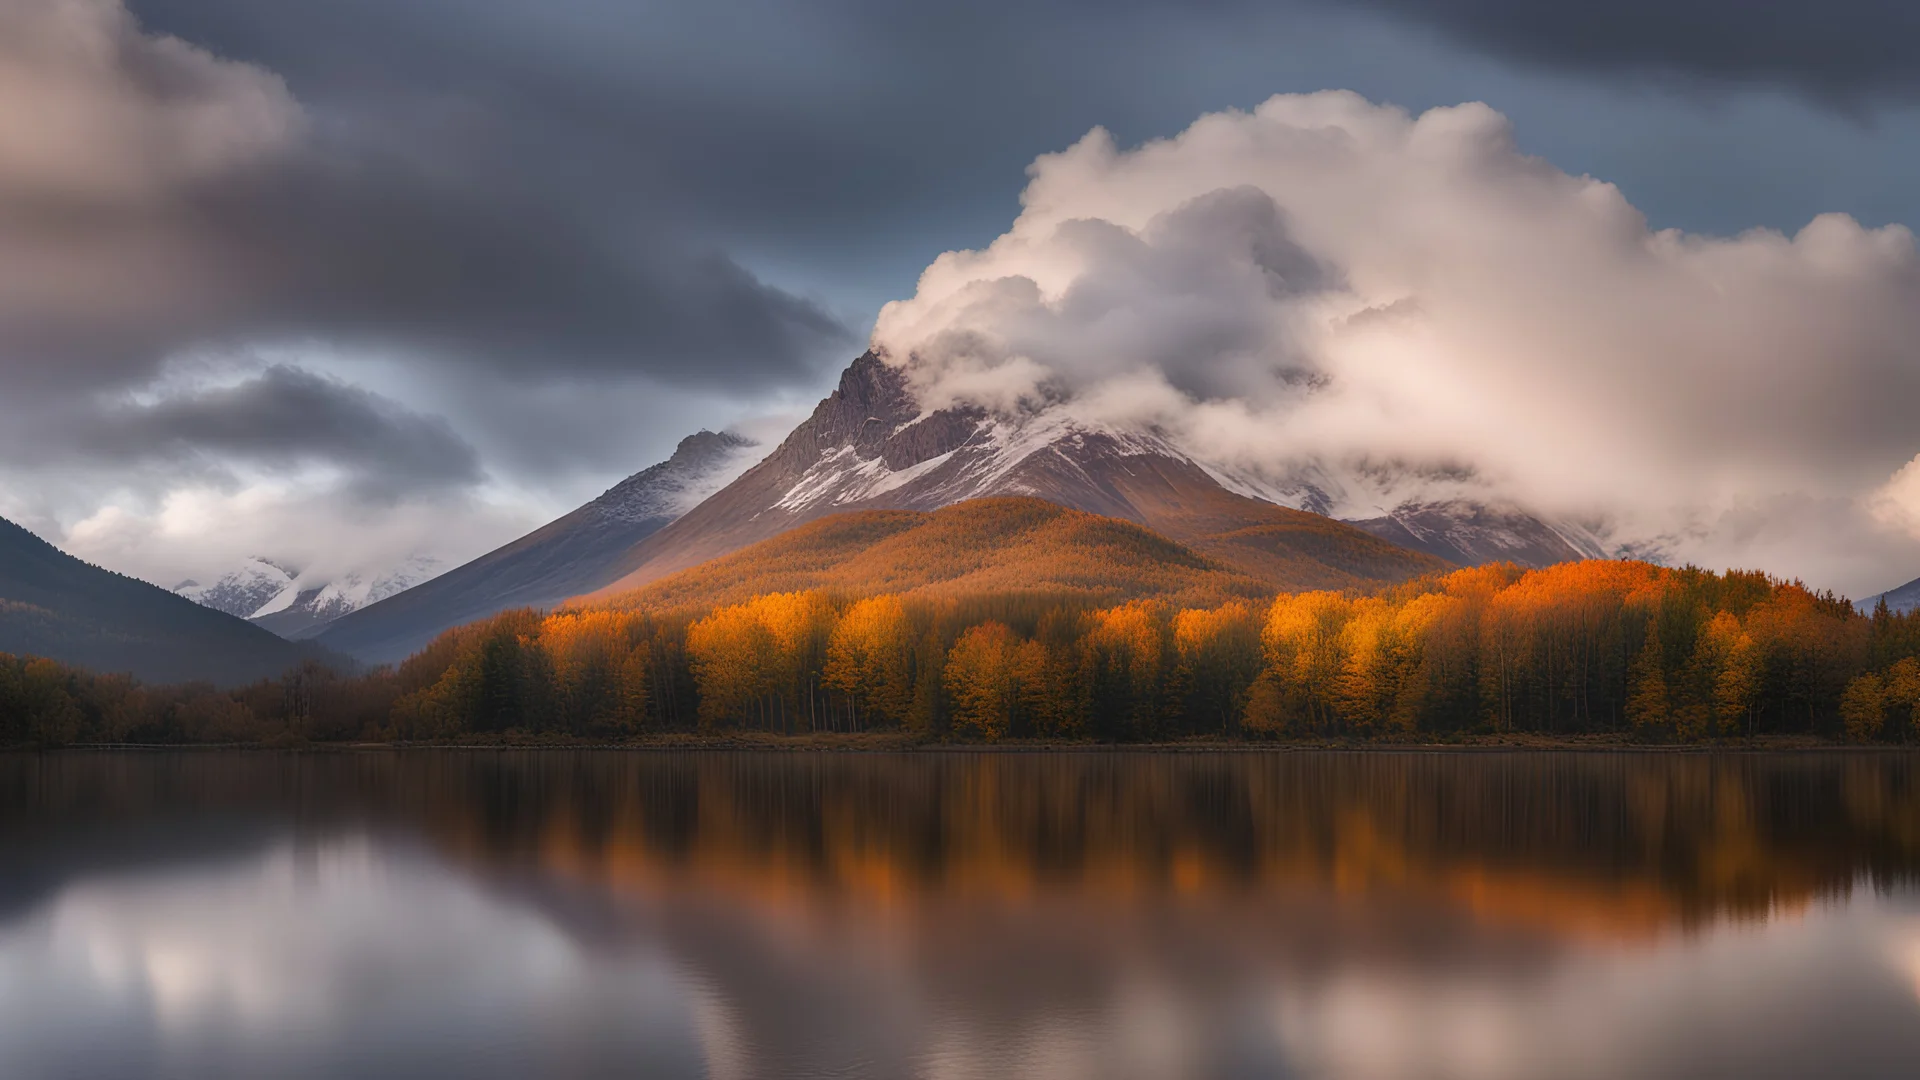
[
  {"left": 1347, "top": 500, "right": 1606, "bottom": 568},
  {"left": 175, "top": 557, "right": 297, "bottom": 619},
  {"left": 0, "top": 516, "right": 311, "bottom": 686},
  {"left": 606, "top": 497, "right": 1284, "bottom": 613},
  {"left": 175, "top": 555, "right": 443, "bottom": 640},
  {"left": 249, "top": 556, "right": 443, "bottom": 640},
  {"left": 1859, "top": 574, "right": 1920, "bottom": 615},
  {"left": 315, "top": 431, "right": 758, "bottom": 663},
  {"left": 583, "top": 353, "right": 1449, "bottom": 603}
]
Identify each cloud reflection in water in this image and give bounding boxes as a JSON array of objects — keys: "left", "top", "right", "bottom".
[{"left": 0, "top": 751, "right": 1916, "bottom": 1079}]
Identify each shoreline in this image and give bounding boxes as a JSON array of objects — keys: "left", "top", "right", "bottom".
[{"left": 13, "top": 732, "right": 1917, "bottom": 754}]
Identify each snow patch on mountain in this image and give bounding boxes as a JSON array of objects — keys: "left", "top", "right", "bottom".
[
  {"left": 590, "top": 431, "right": 760, "bottom": 525},
  {"left": 179, "top": 553, "right": 444, "bottom": 638},
  {"left": 303, "top": 555, "right": 443, "bottom": 617},
  {"left": 764, "top": 402, "right": 1242, "bottom": 518},
  {"left": 1192, "top": 462, "right": 1326, "bottom": 513},
  {"left": 251, "top": 575, "right": 301, "bottom": 617},
  {"left": 775, "top": 445, "right": 865, "bottom": 511},
  {"left": 856, "top": 449, "right": 960, "bottom": 500},
  {"left": 175, "top": 558, "right": 297, "bottom": 619},
  {"left": 598, "top": 352, "right": 1606, "bottom": 605}
]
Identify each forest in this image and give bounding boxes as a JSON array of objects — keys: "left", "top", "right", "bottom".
[{"left": 5, "top": 559, "right": 1920, "bottom": 746}]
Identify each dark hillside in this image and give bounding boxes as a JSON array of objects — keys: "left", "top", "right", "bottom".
[{"left": 0, "top": 516, "right": 312, "bottom": 685}]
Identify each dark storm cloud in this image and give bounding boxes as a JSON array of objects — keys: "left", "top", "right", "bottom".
[
  {"left": 1336, "top": 0, "right": 1920, "bottom": 103},
  {"left": 10, "top": 0, "right": 1919, "bottom": 592},
  {"left": 75, "top": 366, "right": 483, "bottom": 501},
  {"left": 125, "top": 0, "right": 1920, "bottom": 252},
  {"left": 1, "top": 151, "right": 848, "bottom": 396},
  {"left": 121, "top": 152, "right": 847, "bottom": 382},
  {"left": 39, "top": 0, "right": 1902, "bottom": 509},
  {"left": 124, "top": 0, "right": 1315, "bottom": 263},
  {"left": 19, "top": 0, "right": 1911, "bottom": 422},
  {"left": 0, "top": 0, "right": 849, "bottom": 406},
  {"left": 22, "top": 0, "right": 1917, "bottom": 441}
]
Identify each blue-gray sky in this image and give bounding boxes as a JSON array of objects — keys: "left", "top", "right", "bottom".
[{"left": 8, "top": 0, "right": 1920, "bottom": 591}]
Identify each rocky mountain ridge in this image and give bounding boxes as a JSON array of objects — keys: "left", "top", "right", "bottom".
[
  {"left": 313, "top": 351, "right": 1605, "bottom": 663},
  {"left": 585, "top": 353, "right": 1452, "bottom": 602},
  {"left": 175, "top": 555, "right": 443, "bottom": 640},
  {"left": 312, "top": 430, "right": 758, "bottom": 663}
]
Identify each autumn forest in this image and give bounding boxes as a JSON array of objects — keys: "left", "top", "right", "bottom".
[{"left": 9, "top": 558, "right": 1920, "bottom": 747}]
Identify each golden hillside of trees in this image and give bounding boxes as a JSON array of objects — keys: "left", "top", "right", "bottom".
[
  {"left": 8, "top": 551, "right": 1919, "bottom": 746},
  {"left": 596, "top": 497, "right": 1282, "bottom": 614}
]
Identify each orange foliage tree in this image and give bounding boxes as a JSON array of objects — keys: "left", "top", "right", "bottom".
[
  {"left": 823, "top": 595, "right": 915, "bottom": 730},
  {"left": 7, "top": 560, "right": 1911, "bottom": 747}
]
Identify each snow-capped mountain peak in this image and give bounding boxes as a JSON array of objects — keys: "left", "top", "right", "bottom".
[
  {"left": 589, "top": 430, "right": 760, "bottom": 525},
  {"left": 174, "top": 558, "right": 298, "bottom": 619},
  {"left": 178, "top": 554, "right": 443, "bottom": 639},
  {"left": 734, "top": 354, "right": 1600, "bottom": 568},
  {"left": 311, "top": 430, "right": 765, "bottom": 663},
  {"left": 585, "top": 351, "right": 1605, "bottom": 599}
]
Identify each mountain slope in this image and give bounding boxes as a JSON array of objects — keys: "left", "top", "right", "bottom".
[
  {"left": 176, "top": 556, "right": 442, "bottom": 640},
  {"left": 248, "top": 556, "right": 443, "bottom": 640},
  {"left": 1347, "top": 500, "right": 1604, "bottom": 568},
  {"left": 586, "top": 353, "right": 1450, "bottom": 601},
  {"left": 598, "top": 497, "right": 1285, "bottom": 612},
  {"left": 0, "top": 517, "right": 311, "bottom": 686},
  {"left": 1859, "top": 574, "right": 1920, "bottom": 615},
  {"left": 175, "top": 558, "right": 296, "bottom": 619},
  {"left": 315, "top": 431, "right": 755, "bottom": 663}
]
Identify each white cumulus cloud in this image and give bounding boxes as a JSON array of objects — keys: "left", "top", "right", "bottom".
[{"left": 873, "top": 91, "right": 1920, "bottom": 596}]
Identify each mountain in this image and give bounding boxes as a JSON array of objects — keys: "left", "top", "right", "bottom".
[
  {"left": 0, "top": 516, "right": 311, "bottom": 686},
  {"left": 605, "top": 497, "right": 1281, "bottom": 612},
  {"left": 1347, "top": 500, "right": 1606, "bottom": 568},
  {"left": 1859, "top": 574, "right": 1920, "bottom": 615},
  {"left": 249, "top": 556, "right": 443, "bottom": 640},
  {"left": 583, "top": 353, "right": 1450, "bottom": 603},
  {"left": 175, "top": 558, "right": 296, "bottom": 619},
  {"left": 175, "top": 555, "right": 442, "bottom": 639},
  {"left": 314, "top": 431, "right": 757, "bottom": 663}
]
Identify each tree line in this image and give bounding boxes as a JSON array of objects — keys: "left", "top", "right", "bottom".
[{"left": 4, "top": 559, "right": 1919, "bottom": 745}]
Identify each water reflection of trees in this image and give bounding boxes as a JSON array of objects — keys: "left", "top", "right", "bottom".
[{"left": 4, "top": 752, "right": 1918, "bottom": 942}]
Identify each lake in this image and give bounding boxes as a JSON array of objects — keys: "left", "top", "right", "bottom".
[{"left": 1, "top": 750, "right": 1917, "bottom": 1079}]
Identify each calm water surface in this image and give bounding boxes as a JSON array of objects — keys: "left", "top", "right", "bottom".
[{"left": 2, "top": 750, "right": 1918, "bottom": 1079}]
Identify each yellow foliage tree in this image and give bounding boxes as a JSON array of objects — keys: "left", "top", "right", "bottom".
[
  {"left": 1013, "top": 636, "right": 1080, "bottom": 737},
  {"left": 1626, "top": 617, "right": 1671, "bottom": 731},
  {"left": 687, "top": 592, "right": 837, "bottom": 731},
  {"left": 687, "top": 602, "right": 778, "bottom": 729},
  {"left": 1841, "top": 672, "right": 1886, "bottom": 743},
  {"left": 945, "top": 621, "right": 1022, "bottom": 741},
  {"left": 823, "top": 595, "right": 915, "bottom": 729},
  {"left": 1082, "top": 601, "right": 1165, "bottom": 737},
  {"left": 1240, "top": 670, "right": 1291, "bottom": 735},
  {"left": 1171, "top": 601, "right": 1262, "bottom": 733},
  {"left": 1262, "top": 591, "right": 1353, "bottom": 733},
  {"left": 1695, "top": 611, "right": 1759, "bottom": 738},
  {"left": 538, "top": 610, "right": 652, "bottom": 734}
]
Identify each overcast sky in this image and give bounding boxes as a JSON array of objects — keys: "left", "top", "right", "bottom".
[{"left": 10, "top": 0, "right": 1920, "bottom": 595}]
